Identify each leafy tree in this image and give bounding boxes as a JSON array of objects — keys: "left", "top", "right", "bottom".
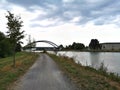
[
  {"left": 0, "top": 32, "right": 6, "bottom": 58},
  {"left": 27, "top": 35, "right": 32, "bottom": 47},
  {"left": 71, "top": 42, "right": 85, "bottom": 50},
  {"left": 6, "top": 11, "right": 24, "bottom": 67},
  {"left": 0, "top": 32, "right": 12, "bottom": 58},
  {"left": 58, "top": 44, "right": 64, "bottom": 50},
  {"left": 65, "top": 42, "right": 85, "bottom": 50},
  {"left": 32, "top": 38, "right": 36, "bottom": 47},
  {"left": 24, "top": 35, "right": 36, "bottom": 51},
  {"left": 0, "top": 31, "right": 5, "bottom": 41},
  {"left": 15, "top": 43, "right": 22, "bottom": 52},
  {"left": 89, "top": 39, "right": 101, "bottom": 50},
  {"left": 0, "top": 39, "right": 12, "bottom": 58}
]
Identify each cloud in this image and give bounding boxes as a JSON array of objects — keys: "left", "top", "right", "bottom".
[
  {"left": 4, "top": 0, "right": 120, "bottom": 27},
  {"left": 1, "top": 0, "right": 120, "bottom": 46}
]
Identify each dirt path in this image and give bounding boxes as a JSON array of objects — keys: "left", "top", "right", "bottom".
[{"left": 13, "top": 53, "right": 78, "bottom": 90}]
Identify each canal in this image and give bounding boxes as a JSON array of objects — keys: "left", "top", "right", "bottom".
[{"left": 56, "top": 51, "right": 120, "bottom": 75}]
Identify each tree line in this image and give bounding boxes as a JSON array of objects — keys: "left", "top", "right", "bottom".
[
  {"left": 59, "top": 39, "right": 101, "bottom": 51},
  {"left": 59, "top": 42, "right": 85, "bottom": 50},
  {"left": 0, "top": 31, "right": 23, "bottom": 57}
]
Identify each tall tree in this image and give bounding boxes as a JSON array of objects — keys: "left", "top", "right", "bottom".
[
  {"left": 6, "top": 11, "right": 24, "bottom": 67},
  {"left": 0, "top": 38, "right": 12, "bottom": 58},
  {"left": 26, "top": 35, "right": 36, "bottom": 51},
  {"left": 15, "top": 43, "right": 22, "bottom": 52},
  {"left": 89, "top": 39, "right": 101, "bottom": 50},
  {"left": 0, "top": 32, "right": 6, "bottom": 58},
  {"left": 0, "top": 31, "right": 12, "bottom": 58},
  {"left": 32, "top": 38, "right": 36, "bottom": 47},
  {"left": 64, "top": 42, "right": 85, "bottom": 50},
  {"left": 27, "top": 35, "right": 32, "bottom": 51},
  {"left": 0, "top": 31, "right": 5, "bottom": 41},
  {"left": 71, "top": 42, "right": 85, "bottom": 50}
]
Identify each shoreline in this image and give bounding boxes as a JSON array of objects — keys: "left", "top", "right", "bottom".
[{"left": 49, "top": 53, "right": 120, "bottom": 90}]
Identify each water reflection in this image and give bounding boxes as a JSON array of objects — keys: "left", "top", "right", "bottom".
[
  {"left": 57, "top": 51, "right": 120, "bottom": 75},
  {"left": 89, "top": 52, "right": 101, "bottom": 68}
]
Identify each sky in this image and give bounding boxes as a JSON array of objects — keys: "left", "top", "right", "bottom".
[{"left": 0, "top": 0, "right": 120, "bottom": 47}]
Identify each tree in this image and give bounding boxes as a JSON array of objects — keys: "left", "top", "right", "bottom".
[
  {"left": 25, "top": 35, "right": 36, "bottom": 51},
  {"left": 71, "top": 42, "right": 85, "bottom": 50},
  {"left": 6, "top": 11, "right": 24, "bottom": 67},
  {"left": 0, "top": 32, "right": 6, "bottom": 58},
  {"left": 0, "top": 31, "right": 5, "bottom": 41},
  {"left": 89, "top": 39, "right": 101, "bottom": 50},
  {"left": 0, "top": 31, "right": 12, "bottom": 58},
  {"left": 0, "top": 38, "right": 12, "bottom": 58},
  {"left": 64, "top": 42, "right": 85, "bottom": 50},
  {"left": 32, "top": 38, "right": 36, "bottom": 47},
  {"left": 58, "top": 44, "right": 64, "bottom": 50},
  {"left": 15, "top": 43, "right": 22, "bottom": 52}
]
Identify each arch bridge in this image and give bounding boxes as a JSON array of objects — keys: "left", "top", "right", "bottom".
[{"left": 24, "top": 40, "right": 61, "bottom": 51}]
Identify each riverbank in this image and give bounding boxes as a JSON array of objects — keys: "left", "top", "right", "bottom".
[
  {"left": 0, "top": 52, "right": 39, "bottom": 90},
  {"left": 49, "top": 54, "right": 120, "bottom": 90}
]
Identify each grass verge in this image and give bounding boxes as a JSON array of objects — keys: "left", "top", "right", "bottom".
[
  {"left": 48, "top": 54, "right": 120, "bottom": 90},
  {"left": 0, "top": 52, "right": 39, "bottom": 90}
]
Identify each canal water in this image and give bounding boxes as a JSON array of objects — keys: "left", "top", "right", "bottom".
[{"left": 56, "top": 51, "right": 120, "bottom": 75}]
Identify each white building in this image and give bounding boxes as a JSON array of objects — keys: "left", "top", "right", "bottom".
[{"left": 101, "top": 43, "right": 120, "bottom": 51}]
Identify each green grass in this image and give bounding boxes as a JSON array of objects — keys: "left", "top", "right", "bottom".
[
  {"left": 49, "top": 54, "right": 120, "bottom": 90},
  {"left": 0, "top": 52, "right": 39, "bottom": 90}
]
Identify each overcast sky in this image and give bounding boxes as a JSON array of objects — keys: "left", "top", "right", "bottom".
[{"left": 0, "top": 0, "right": 120, "bottom": 47}]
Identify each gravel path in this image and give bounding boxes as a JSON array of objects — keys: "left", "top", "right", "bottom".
[{"left": 13, "top": 53, "right": 78, "bottom": 90}]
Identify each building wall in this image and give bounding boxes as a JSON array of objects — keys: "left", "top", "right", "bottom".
[{"left": 101, "top": 43, "right": 120, "bottom": 50}]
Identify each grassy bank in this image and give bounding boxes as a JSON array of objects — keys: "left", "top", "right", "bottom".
[
  {"left": 49, "top": 54, "right": 120, "bottom": 90},
  {"left": 0, "top": 52, "right": 39, "bottom": 90}
]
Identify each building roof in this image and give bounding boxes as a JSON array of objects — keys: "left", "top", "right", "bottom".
[{"left": 100, "top": 43, "right": 120, "bottom": 44}]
